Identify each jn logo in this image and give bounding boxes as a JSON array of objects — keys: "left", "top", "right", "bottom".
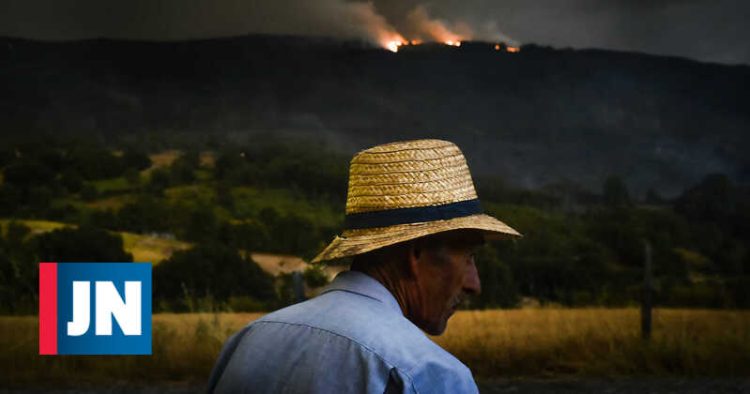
[{"left": 39, "top": 262, "right": 152, "bottom": 355}]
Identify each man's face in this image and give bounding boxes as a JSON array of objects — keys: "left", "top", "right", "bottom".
[{"left": 409, "top": 230, "right": 483, "bottom": 336}]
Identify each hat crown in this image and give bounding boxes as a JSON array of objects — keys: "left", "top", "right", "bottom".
[{"left": 346, "top": 139, "right": 478, "bottom": 214}]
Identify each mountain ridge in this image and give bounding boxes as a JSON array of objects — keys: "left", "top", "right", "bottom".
[{"left": 2, "top": 34, "right": 748, "bottom": 197}]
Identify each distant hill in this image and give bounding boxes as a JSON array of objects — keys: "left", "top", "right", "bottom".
[{"left": 2, "top": 34, "right": 748, "bottom": 196}]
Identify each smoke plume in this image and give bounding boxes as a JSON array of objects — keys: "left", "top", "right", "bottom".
[
  {"left": 0, "top": 0, "right": 516, "bottom": 49},
  {"left": 404, "top": 5, "right": 465, "bottom": 43}
]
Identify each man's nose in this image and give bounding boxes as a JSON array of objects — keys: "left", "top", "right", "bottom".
[{"left": 463, "top": 261, "right": 481, "bottom": 295}]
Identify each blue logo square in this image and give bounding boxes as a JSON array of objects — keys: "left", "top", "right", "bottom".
[{"left": 54, "top": 263, "right": 152, "bottom": 355}]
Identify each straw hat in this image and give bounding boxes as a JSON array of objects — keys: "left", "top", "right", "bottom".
[{"left": 312, "top": 139, "right": 521, "bottom": 263}]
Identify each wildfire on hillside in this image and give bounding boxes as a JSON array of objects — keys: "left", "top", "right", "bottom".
[
  {"left": 384, "top": 39, "right": 520, "bottom": 53},
  {"left": 385, "top": 39, "right": 464, "bottom": 52},
  {"left": 494, "top": 43, "right": 520, "bottom": 53},
  {"left": 375, "top": 5, "right": 517, "bottom": 54}
]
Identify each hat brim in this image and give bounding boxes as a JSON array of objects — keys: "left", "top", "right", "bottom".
[{"left": 312, "top": 214, "right": 521, "bottom": 263}]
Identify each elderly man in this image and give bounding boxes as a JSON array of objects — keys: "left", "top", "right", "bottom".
[{"left": 207, "top": 139, "right": 520, "bottom": 393}]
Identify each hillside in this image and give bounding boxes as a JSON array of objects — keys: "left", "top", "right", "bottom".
[
  {"left": 1, "top": 137, "right": 748, "bottom": 312},
  {"left": 1, "top": 35, "right": 749, "bottom": 196}
]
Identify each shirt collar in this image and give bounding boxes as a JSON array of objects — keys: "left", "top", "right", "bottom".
[{"left": 321, "top": 270, "right": 404, "bottom": 316}]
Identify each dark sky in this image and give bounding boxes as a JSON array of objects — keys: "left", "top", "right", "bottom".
[{"left": 1, "top": 0, "right": 748, "bottom": 65}]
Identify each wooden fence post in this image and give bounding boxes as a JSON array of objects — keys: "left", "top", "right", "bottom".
[{"left": 641, "top": 239, "right": 653, "bottom": 340}]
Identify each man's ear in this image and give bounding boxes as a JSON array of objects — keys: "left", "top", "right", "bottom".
[{"left": 406, "top": 241, "right": 421, "bottom": 280}]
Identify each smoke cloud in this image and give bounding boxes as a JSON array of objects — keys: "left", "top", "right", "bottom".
[
  {"left": 401, "top": 5, "right": 517, "bottom": 45},
  {"left": 1, "top": 0, "right": 745, "bottom": 64},
  {"left": 0, "top": 0, "right": 401, "bottom": 42},
  {"left": 405, "top": 5, "right": 464, "bottom": 42},
  {"left": 0, "top": 0, "right": 514, "bottom": 50}
]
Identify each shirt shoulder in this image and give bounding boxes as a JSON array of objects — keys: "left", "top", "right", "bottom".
[
  {"left": 405, "top": 354, "right": 478, "bottom": 393},
  {"left": 210, "top": 271, "right": 479, "bottom": 394},
  {"left": 255, "top": 290, "right": 478, "bottom": 393}
]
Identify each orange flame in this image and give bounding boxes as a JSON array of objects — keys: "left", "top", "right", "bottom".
[
  {"left": 380, "top": 32, "right": 407, "bottom": 52},
  {"left": 506, "top": 46, "right": 520, "bottom": 53},
  {"left": 385, "top": 40, "right": 403, "bottom": 52}
]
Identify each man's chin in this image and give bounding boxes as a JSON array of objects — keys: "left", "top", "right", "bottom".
[
  {"left": 410, "top": 313, "right": 451, "bottom": 336},
  {"left": 422, "top": 317, "right": 450, "bottom": 336}
]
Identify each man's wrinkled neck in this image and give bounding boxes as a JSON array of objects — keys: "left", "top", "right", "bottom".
[{"left": 352, "top": 263, "right": 416, "bottom": 319}]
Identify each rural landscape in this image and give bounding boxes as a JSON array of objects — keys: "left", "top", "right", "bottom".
[
  {"left": 1, "top": 32, "right": 749, "bottom": 392},
  {"left": 1, "top": 134, "right": 749, "bottom": 390}
]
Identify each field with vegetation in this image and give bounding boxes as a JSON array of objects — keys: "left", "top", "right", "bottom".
[
  {"left": 0, "top": 135, "right": 748, "bottom": 388},
  {"left": 1, "top": 135, "right": 748, "bottom": 316},
  {"left": 1, "top": 309, "right": 748, "bottom": 388}
]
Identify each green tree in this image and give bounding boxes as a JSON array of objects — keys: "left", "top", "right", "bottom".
[
  {"left": 0, "top": 222, "right": 39, "bottom": 314},
  {"left": 215, "top": 150, "right": 246, "bottom": 183},
  {"left": 154, "top": 243, "right": 276, "bottom": 311},
  {"left": 35, "top": 226, "right": 133, "bottom": 262},
  {"left": 3, "top": 161, "right": 55, "bottom": 188},
  {"left": 675, "top": 174, "right": 746, "bottom": 276},
  {"left": 121, "top": 149, "right": 152, "bottom": 171},
  {"left": 169, "top": 151, "right": 200, "bottom": 184},
  {"left": 59, "top": 169, "right": 84, "bottom": 194},
  {"left": 146, "top": 168, "right": 171, "bottom": 195},
  {"left": 27, "top": 186, "right": 53, "bottom": 214},
  {"left": 183, "top": 205, "right": 219, "bottom": 242},
  {"left": 474, "top": 245, "right": 518, "bottom": 308},
  {"left": 675, "top": 173, "right": 734, "bottom": 223},
  {"left": 230, "top": 221, "right": 270, "bottom": 252},
  {"left": 215, "top": 181, "right": 234, "bottom": 210},
  {"left": 0, "top": 185, "right": 21, "bottom": 216},
  {"left": 69, "top": 148, "right": 125, "bottom": 180},
  {"left": 123, "top": 168, "right": 141, "bottom": 187},
  {"left": 117, "top": 197, "right": 171, "bottom": 233}
]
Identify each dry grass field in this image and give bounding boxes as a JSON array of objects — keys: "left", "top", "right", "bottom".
[
  {"left": 1, "top": 309, "right": 748, "bottom": 388},
  {"left": 0, "top": 219, "right": 68, "bottom": 236},
  {"left": 120, "top": 233, "right": 191, "bottom": 264},
  {"left": 435, "top": 309, "right": 750, "bottom": 377}
]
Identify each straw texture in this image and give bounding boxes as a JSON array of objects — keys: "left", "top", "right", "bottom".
[
  {"left": 312, "top": 139, "right": 520, "bottom": 262},
  {"left": 346, "top": 140, "right": 475, "bottom": 214}
]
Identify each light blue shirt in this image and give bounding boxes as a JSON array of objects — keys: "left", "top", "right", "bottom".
[{"left": 207, "top": 270, "right": 479, "bottom": 393}]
